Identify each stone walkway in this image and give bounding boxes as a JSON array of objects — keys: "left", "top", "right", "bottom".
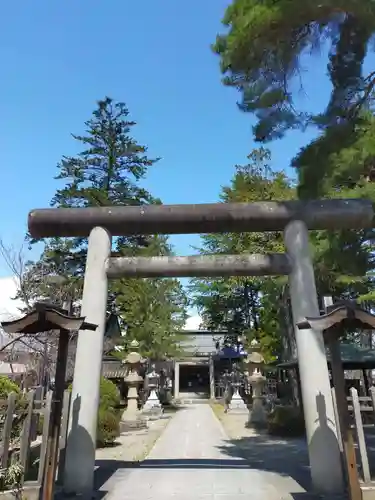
[{"left": 104, "top": 405, "right": 306, "bottom": 500}]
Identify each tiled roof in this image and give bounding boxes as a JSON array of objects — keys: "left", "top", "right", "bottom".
[
  {"left": 179, "top": 330, "right": 226, "bottom": 356},
  {"left": 102, "top": 356, "right": 127, "bottom": 378}
]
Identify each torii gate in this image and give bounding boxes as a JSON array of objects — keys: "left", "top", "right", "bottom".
[{"left": 28, "top": 198, "right": 374, "bottom": 497}]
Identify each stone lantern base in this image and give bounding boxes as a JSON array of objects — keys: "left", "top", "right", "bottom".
[
  {"left": 120, "top": 385, "right": 147, "bottom": 431},
  {"left": 142, "top": 389, "right": 163, "bottom": 420},
  {"left": 248, "top": 373, "right": 267, "bottom": 428},
  {"left": 120, "top": 411, "right": 147, "bottom": 432},
  {"left": 228, "top": 389, "right": 248, "bottom": 414}
]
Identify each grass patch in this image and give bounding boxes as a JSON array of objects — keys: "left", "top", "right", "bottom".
[{"left": 210, "top": 401, "right": 225, "bottom": 421}]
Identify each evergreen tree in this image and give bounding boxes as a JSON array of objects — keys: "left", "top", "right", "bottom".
[
  {"left": 212, "top": 0, "right": 375, "bottom": 141},
  {"left": 190, "top": 149, "right": 295, "bottom": 361},
  {"left": 111, "top": 235, "right": 188, "bottom": 359},
  {"left": 21, "top": 97, "right": 187, "bottom": 356},
  {"left": 113, "top": 275, "right": 188, "bottom": 359},
  {"left": 292, "top": 115, "right": 375, "bottom": 303}
]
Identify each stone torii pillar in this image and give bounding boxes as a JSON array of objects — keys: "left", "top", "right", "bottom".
[
  {"left": 284, "top": 221, "right": 344, "bottom": 494},
  {"left": 174, "top": 362, "right": 180, "bottom": 400},
  {"left": 63, "top": 227, "right": 111, "bottom": 496}
]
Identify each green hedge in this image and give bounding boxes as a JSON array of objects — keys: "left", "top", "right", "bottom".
[
  {"left": 69, "top": 377, "right": 120, "bottom": 447},
  {"left": 99, "top": 378, "right": 120, "bottom": 411},
  {"left": 267, "top": 405, "right": 305, "bottom": 437},
  {"left": 96, "top": 407, "right": 120, "bottom": 447},
  {"left": 97, "top": 378, "right": 120, "bottom": 447}
]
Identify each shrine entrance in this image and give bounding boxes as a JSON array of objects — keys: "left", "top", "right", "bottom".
[
  {"left": 27, "top": 198, "right": 373, "bottom": 497},
  {"left": 179, "top": 363, "right": 209, "bottom": 395}
]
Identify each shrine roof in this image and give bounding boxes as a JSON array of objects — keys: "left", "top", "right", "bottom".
[
  {"left": 178, "top": 330, "right": 226, "bottom": 356},
  {"left": 278, "top": 343, "right": 375, "bottom": 370},
  {"left": 101, "top": 355, "right": 127, "bottom": 379}
]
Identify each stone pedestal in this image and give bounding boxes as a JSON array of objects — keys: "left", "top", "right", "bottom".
[
  {"left": 143, "top": 388, "right": 163, "bottom": 419},
  {"left": 143, "top": 367, "right": 163, "bottom": 420},
  {"left": 246, "top": 344, "right": 267, "bottom": 428},
  {"left": 228, "top": 387, "right": 247, "bottom": 413},
  {"left": 248, "top": 371, "right": 267, "bottom": 428},
  {"left": 121, "top": 341, "right": 147, "bottom": 431}
]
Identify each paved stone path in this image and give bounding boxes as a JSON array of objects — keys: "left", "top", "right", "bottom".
[{"left": 105, "top": 405, "right": 306, "bottom": 500}]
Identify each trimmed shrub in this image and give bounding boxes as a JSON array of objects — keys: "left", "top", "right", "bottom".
[
  {"left": 97, "top": 378, "right": 120, "bottom": 447},
  {"left": 96, "top": 408, "right": 120, "bottom": 448},
  {"left": 267, "top": 405, "right": 305, "bottom": 437},
  {"left": 99, "top": 378, "right": 120, "bottom": 411},
  {"left": 69, "top": 377, "right": 121, "bottom": 447}
]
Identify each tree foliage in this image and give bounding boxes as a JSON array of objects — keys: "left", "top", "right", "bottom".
[
  {"left": 20, "top": 97, "right": 187, "bottom": 358},
  {"left": 114, "top": 275, "right": 188, "bottom": 359},
  {"left": 213, "top": 0, "right": 375, "bottom": 141},
  {"left": 27, "top": 97, "right": 160, "bottom": 286},
  {"left": 191, "top": 140, "right": 375, "bottom": 357},
  {"left": 293, "top": 115, "right": 375, "bottom": 302},
  {"left": 190, "top": 149, "right": 295, "bottom": 361}
]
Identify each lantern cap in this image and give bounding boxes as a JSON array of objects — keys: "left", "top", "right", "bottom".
[{"left": 247, "top": 351, "right": 265, "bottom": 364}]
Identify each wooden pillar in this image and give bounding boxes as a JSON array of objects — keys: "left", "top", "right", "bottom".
[
  {"left": 328, "top": 335, "right": 361, "bottom": 500},
  {"left": 362, "top": 369, "right": 369, "bottom": 395}
]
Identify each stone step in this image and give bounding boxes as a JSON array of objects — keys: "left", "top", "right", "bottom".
[
  {"left": 179, "top": 398, "right": 211, "bottom": 405},
  {"left": 178, "top": 392, "right": 209, "bottom": 399}
]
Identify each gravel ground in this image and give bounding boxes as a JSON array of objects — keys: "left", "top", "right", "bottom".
[{"left": 95, "top": 416, "right": 171, "bottom": 463}]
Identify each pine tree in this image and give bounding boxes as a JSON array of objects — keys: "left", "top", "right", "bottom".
[
  {"left": 213, "top": 0, "right": 375, "bottom": 141},
  {"left": 25, "top": 97, "right": 160, "bottom": 300},
  {"left": 293, "top": 114, "right": 375, "bottom": 302}
]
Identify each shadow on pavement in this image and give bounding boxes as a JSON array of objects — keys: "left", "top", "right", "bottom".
[
  {"left": 216, "top": 434, "right": 312, "bottom": 491},
  {"left": 93, "top": 456, "right": 344, "bottom": 500},
  {"left": 217, "top": 434, "right": 350, "bottom": 499},
  {"left": 94, "top": 457, "right": 250, "bottom": 491}
]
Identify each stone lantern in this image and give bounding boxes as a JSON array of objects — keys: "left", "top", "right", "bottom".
[
  {"left": 228, "top": 364, "right": 247, "bottom": 413},
  {"left": 247, "top": 339, "right": 267, "bottom": 427},
  {"left": 143, "top": 364, "right": 163, "bottom": 418},
  {"left": 120, "top": 340, "right": 147, "bottom": 430}
]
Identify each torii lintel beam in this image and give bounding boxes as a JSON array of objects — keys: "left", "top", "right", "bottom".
[
  {"left": 105, "top": 254, "right": 291, "bottom": 278},
  {"left": 28, "top": 199, "right": 373, "bottom": 238}
]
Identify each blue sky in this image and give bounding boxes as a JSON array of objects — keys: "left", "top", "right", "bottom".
[{"left": 0, "top": 0, "right": 339, "bottom": 279}]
